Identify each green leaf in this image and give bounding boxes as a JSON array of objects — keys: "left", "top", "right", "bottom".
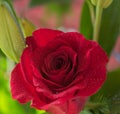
[
  {"left": 98, "top": 0, "right": 120, "bottom": 55},
  {"left": 80, "top": 0, "right": 120, "bottom": 55},
  {"left": 0, "top": 0, "right": 25, "bottom": 62},
  {"left": 79, "top": 0, "right": 93, "bottom": 39}
]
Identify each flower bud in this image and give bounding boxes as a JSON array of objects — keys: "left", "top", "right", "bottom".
[
  {"left": 91, "top": 0, "right": 97, "bottom": 6},
  {"left": 91, "top": 0, "right": 113, "bottom": 8},
  {"left": 0, "top": 0, "right": 25, "bottom": 62}
]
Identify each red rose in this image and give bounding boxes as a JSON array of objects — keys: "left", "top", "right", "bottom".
[{"left": 10, "top": 28, "right": 108, "bottom": 113}]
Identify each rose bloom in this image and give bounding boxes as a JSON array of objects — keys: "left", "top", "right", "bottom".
[{"left": 10, "top": 28, "right": 108, "bottom": 114}]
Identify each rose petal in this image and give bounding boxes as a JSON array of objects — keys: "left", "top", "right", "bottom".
[
  {"left": 77, "top": 43, "right": 108, "bottom": 96},
  {"left": 10, "top": 64, "right": 47, "bottom": 110},
  {"left": 52, "top": 32, "right": 92, "bottom": 71},
  {"left": 33, "top": 28, "right": 63, "bottom": 47},
  {"left": 54, "top": 32, "right": 85, "bottom": 52},
  {"left": 34, "top": 85, "right": 87, "bottom": 110},
  {"left": 47, "top": 105, "right": 66, "bottom": 114},
  {"left": 26, "top": 36, "right": 37, "bottom": 50},
  {"left": 87, "top": 42, "right": 108, "bottom": 68},
  {"left": 10, "top": 64, "right": 33, "bottom": 103},
  {"left": 30, "top": 39, "right": 70, "bottom": 69},
  {"left": 47, "top": 97, "right": 87, "bottom": 114},
  {"left": 66, "top": 97, "right": 87, "bottom": 114},
  {"left": 81, "top": 66, "right": 106, "bottom": 96},
  {"left": 51, "top": 32, "right": 108, "bottom": 96},
  {"left": 41, "top": 46, "right": 77, "bottom": 85},
  {"left": 21, "top": 48, "right": 33, "bottom": 84},
  {"left": 70, "top": 44, "right": 108, "bottom": 96}
]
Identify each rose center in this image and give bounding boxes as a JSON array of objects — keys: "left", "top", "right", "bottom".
[{"left": 53, "top": 58, "right": 65, "bottom": 70}]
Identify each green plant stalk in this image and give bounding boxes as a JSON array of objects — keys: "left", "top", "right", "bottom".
[
  {"left": 93, "top": 0, "right": 103, "bottom": 41},
  {"left": 86, "top": 0, "right": 95, "bottom": 25}
]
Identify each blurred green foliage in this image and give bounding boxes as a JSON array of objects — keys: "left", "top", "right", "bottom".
[{"left": 80, "top": 0, "right": 120, "bottom": 55}]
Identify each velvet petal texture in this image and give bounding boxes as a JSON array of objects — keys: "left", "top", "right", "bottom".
[
  {"left": 11, "top": 64, "right": 45, "bottom": 108},
  {"left": 33, "top": 28, "right": 63, "bottom": 47},
  {"left": 11, "top": 64, "right": 33, "bottom": 103},
  {"left": 47, "top": 97, "right": 87, "bottom": 114}
]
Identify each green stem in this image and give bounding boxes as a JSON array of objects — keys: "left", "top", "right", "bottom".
[
  {"left": 86, "top": 0, "right": 95, "bottom": 25},
  {"left": 93, "top": 0, "right": 103, "bottom": 41}
]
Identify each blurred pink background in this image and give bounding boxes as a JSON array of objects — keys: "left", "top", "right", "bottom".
[{"left": 13, "top": 0, "right": 84, "bottom": 29}]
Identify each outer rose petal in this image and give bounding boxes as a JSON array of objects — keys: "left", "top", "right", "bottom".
[
  {"left": 11, "top": 64, "right": 46, "bottom": 110},
  {"left": 10, "top": 64, "right": 32, "bottom": 103},
  {"left": 47, "top": 105, "right": 65, "bottom": 114},
  {"left": 82, "top": 43, "right": 108, "bottom": 96},
  {"left": 20, "top": 47, "right": 34, "bottom": 84},
  {"left": 47, "top": 97, "right": 87, "bottom": 114},
  {"left": 33, "top": 28, "right": 63, "bottom": 47},
  {"left": 75, "top": 66, "right": 106, "bottom": 96},
  {"left": 74, "top": 44, "right": 108, "bottom": 96},
  {"left": 66, "top": 97, "right": 87, "bottom": 114}
]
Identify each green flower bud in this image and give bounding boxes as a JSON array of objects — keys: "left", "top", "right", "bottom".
[
  {"left": 91, "top": 0, "right": 97, "bottom": 6},
  {"left": 91, "top": 0, "right": 113, "bottom": 8},
  {"left": 0, "top": 0, "right": 25, "bottom": 62}
]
